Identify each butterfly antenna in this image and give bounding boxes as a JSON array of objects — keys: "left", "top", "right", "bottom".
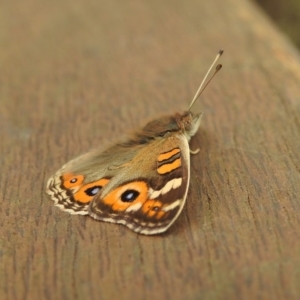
[{"left": 188, "top": 49, "right": 223, "bottom": 111}]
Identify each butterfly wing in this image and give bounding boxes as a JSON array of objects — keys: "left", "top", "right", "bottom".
[
  {"left": 46, "top": 145, "right": 140, "bottom": 215},
  {"left": 88, "top": 133, "right": 190, "bottom": 235}
]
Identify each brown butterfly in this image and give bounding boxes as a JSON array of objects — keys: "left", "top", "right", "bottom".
[{"left": 46, "top": 50, "right": 223, "bottom": 235}]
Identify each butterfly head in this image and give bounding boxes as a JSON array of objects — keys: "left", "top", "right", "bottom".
[{"left": 176, "top": 111, "right": 202, "bottom": 141}]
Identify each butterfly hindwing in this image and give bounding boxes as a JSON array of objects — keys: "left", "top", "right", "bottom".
[
  {"left": 88, "top": 133, "right": 190, "bottom": 235},
  {"left": 46, "top": 145, "right": 140, "bottom": 214}
]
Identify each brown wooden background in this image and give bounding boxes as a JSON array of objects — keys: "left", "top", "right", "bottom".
[
  {"left": 1, "top": 0, "right": 300, "bottom": 299},
  {"left": 256, "top": 0, "right": 300, "bottom": 49}
]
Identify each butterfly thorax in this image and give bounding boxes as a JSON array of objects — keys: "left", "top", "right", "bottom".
[
  {"left": 143, "top": 110, "right": 201, "bottom": 137},
  {"left": 116, "top": 111, "right": 202, "bottom": 149}
]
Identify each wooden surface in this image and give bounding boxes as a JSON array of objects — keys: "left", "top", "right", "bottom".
[{"left": 1, "top": 0, "right": 300, "bottom": 299}]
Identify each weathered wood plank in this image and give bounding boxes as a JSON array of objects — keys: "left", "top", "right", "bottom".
[{"left": 1, "top": 0, "right": 300, "bottom": 299}]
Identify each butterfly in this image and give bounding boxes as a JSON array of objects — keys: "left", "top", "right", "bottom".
[{"left": 46, "top": 50, "right": 223, "bottom": 235}]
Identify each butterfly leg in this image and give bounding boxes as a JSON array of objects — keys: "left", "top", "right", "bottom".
[{"left": 190, "top": 148, "right": 200, "bottom": 155}]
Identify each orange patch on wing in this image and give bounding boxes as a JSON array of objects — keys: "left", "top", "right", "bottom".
[
  {"left": 102, "top": 182, "right": 168, "bottom": 219},
  {"left": 74, "top": 178, "right": 110, "bottom": 203},
  {"left": 157, "top": 148, "right": 180, "bottom": 162},
  {"left": 62, "top": 173, "right": 84, "bottom": 188},
  {"left": 157, "top": 158, "right": 181, "bottom": 174},
  {"left": 155, "top": 210, "right": 166, "bottom": 219},
  {"left": 103, "top": 181, "right": 148, "bottom": 212},
  {"left": 142, "top": 200, "right": 165, "bottom": 218},
  {"left": 142, "top": 200, "right": 159, "bottom": 213}
]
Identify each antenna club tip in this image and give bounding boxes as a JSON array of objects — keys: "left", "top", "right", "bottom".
[
  {"left": 216, "top": 64, "right": 222, "bottom": 70},
  {"left": 219, "top": 49, "right": 224, "bottom": 55}
]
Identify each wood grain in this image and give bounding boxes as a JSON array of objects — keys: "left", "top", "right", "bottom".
[{"left": 1, "top": 0, "right": 300, "bottom": 299}]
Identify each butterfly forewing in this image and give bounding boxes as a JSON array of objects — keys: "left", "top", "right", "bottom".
[{"left": 88, "top": 133, "right": 190, "bottom": 235}]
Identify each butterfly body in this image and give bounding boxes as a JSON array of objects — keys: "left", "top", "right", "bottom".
[{"left": 46, "top": 111, "right": 202, "bottom": 234}]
